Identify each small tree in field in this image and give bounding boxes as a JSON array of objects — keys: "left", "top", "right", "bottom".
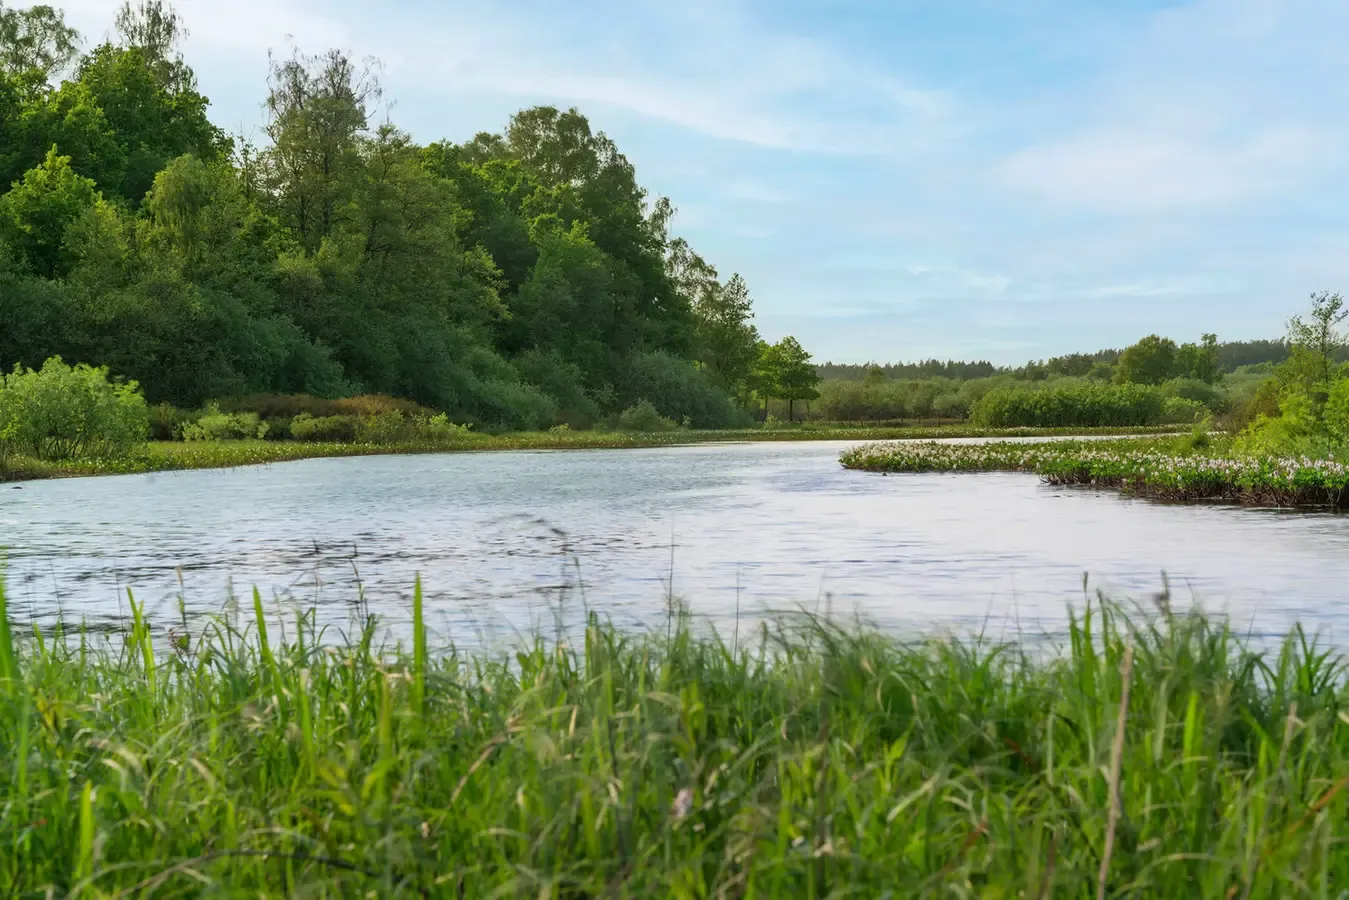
[{"left": 772, "top": 336, "right": 820, "bottom": 422}]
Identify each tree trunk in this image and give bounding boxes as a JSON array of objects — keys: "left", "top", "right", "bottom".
[{"left": 788, "top": 398, "right": 794, "bottom": 422}]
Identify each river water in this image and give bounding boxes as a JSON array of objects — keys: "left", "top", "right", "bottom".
[{"left": 2, "top": 440, "right": 1347, "bottom": 643}]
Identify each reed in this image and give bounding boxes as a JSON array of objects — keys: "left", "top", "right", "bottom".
[{"left": 3, "top": 573, "right": 1349, "bottom": 895}]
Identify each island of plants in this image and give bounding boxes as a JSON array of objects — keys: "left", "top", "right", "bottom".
[
  {"left": 841, "top": 436, "right": 1349, "bottom": 507},
  {"left": 843, "top": 295, "right": 1349, "bottom": 509}
]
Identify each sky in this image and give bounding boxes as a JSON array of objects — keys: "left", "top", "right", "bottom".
[{"left": 39, "top": 0, "right": 1349, "bottom": 365}]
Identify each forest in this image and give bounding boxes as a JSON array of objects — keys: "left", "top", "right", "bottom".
[{"left": 0, "top": 1, "right": 819, "bottom": 432}]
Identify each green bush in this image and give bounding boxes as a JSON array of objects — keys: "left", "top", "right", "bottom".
[
  {"left": 1161, "top": 377, "right": 1227, "bottom": 411},
  {"left": 289, "top": 413, "right": 359, "bottom": 442},
  {"left": 0, "top": 357, "right": 148, "bottom": 461},
  {"left": 615, "top": 400, "right": 679, "bottom": 433},
  {"left": 355, "top": 410, "right": 407, "bottom": 445},
  {"left": 180, "top": 404, "right": 269, "bottom": 441},
  {"left": 970, "top": 382, "right": 1166, "bottom": 428},
  {"left": 416, "top": 413, "right": 474, "bottom": 442},
  {"left": 623, "top": 351, "right": 748, "bottom": 429},
  {"left": 1160, "top": 396, "right": 1206, "bottom": 424},
  {"left": 147, "top": 402, "right": 191, "bottom": 441}
]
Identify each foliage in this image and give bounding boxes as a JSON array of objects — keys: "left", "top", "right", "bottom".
[
  {"left": 1233, "top": 293, "right": 1349, "bottom": 456},
  {"left": 1160, "top": 395, "right": 1205, "bottom": 425},
  {"left": 0, "top": 6, "right": 781, "bottom": 430},
  {"left": 0, "top": 355, "right": 147, "bottom": 460},
  {"left": 179, "top": 403, "right": 267, "bottom": 441},
  {"left": 614, "top": 398, "right": 678, "bottom": 432},
  {"left": 970, "top": 382, "right": 1166, "bottom": 428},
  {"left": 842, "top": 437, "right": 1349, "bottom": 507},
  {"left": 753, "top": 336, "right": 820, "bottom": 420},
  {"left": 288, "top": 413, "right": 358, "bottom": 443},
  {"left": 622, "top": 350, "right": 748, "bottom": 429},
  {"left": 10, "top": 577, "right": 1349, "bottom": 895}
]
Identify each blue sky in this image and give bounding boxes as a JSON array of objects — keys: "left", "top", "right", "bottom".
[{"left": 47, "top": 0, "right": 1349, "bottom": 364}]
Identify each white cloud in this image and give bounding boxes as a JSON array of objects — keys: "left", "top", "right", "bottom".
[{"left": 996, "top": 0, "right": 1349, "bottom": 214}]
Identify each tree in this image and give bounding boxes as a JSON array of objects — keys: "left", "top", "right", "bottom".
[
  {"left": 264, "top": 47, "right": 380, "bottom": 251},
  {"left": 773, "top": 336, "right": 820, "bottom": 421},
  {"left": 1175, "top": 333, "right": 1220, "bottom": 384},
  {"left": 0, "top": 3, "right": 79, "bottom": 90},
  {"left": 1286, "top": 291, "right": 1347, "bottom": 399},
  {"left": 0, "top": 146, "right": 101, "bottom": 276},
  {"left": 114, "top": 0, "right": 193, "bottom": 91},
  {"left": 1115, "top": 334, "right": 1178, "bottom": 385}
]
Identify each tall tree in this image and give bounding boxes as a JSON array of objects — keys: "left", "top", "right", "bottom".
[
  {"left": 1286, "top": 291, "right": 1347, "bottom": 398},
  {"left": 1115, "top": 334, "right": 1179, "bottom": 385},
  {"left": 771, "top": 336, "right": 820, "bottom": 422},
  {"left": 114, "top": 0, "right": 194, "bottom": 92},
  {"left": 0, "top": 145, "right": 100, "bottom": 277},
  {"left": 0, "top": 3, "right": 78, "bottom": 90},
  {"left": 264, "top": 47, "right": 380, "bottom": 251}
]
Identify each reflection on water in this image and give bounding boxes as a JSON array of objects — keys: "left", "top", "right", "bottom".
[{"left": 2, "top": 440, "right": 1347, "bottom": 643}]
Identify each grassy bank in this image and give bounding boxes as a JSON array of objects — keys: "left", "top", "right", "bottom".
[
  {"left": 0, "top": 424, "right": 1186, "bottom": 484},
  {"left": 4, "top": 579, "right": 1349, "bottom": 896},
  {"left": 841, "top": 438, "right": 1349, "bottom": 508}
]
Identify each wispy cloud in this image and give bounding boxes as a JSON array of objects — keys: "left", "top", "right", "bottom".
[{"left": 995, "top": 0, "right": 1349, "bottom": 214}]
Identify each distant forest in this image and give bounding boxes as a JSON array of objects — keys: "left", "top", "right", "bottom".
[{"left": 818, "top": 339, "right": 1305, "bottom": 382}]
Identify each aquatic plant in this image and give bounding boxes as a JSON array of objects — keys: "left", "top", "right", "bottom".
[{"left": 840, "top": 439, "right": 1349, "bottom": 507}]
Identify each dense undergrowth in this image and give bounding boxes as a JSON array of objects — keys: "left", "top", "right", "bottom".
[
  {"left": 4, "top": 577, "right": 1349, "bottom": 896},
  {"left": 840, "top": 437, "right": 1349, "bottom": 508}
]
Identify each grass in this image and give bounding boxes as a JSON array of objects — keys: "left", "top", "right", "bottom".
[
  {"left": 4, "top": 573, "right": 1349, "bottom": 896},
  {"left": 0, "top": 423, "right": 1188, "bottom": 484},
  {"left": 840, "top": 436, "right": 1349, "bottom": 509}
]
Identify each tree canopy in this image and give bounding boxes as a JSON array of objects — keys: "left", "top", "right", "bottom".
[{"left": 0, "top": 2, "right": 809, "bottom": 428}]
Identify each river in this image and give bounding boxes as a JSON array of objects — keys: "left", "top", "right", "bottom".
[{"left": 3, "top": 440, "right": 1347, "bottom": 643}]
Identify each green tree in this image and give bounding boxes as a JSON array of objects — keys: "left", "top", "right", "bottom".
[
  {"left": 0, "top": 146, "right": 101, "bottom": 276},
  {"left": 1175, "top": 333, "right": 1220, "bottom": 384},
  {"left": 263, "top": 47, "right": 379, "bottom": 251},
  {"left": 0, "top": 3, "right": 78, "bottom": 91},
  {"left": 773, "top": 336, "right": 820, "bottom": 421},
  {"left": 1286, "top": 291, "right": 1346, "bottom": 400},
  {"left": 1115, "top": 334, "right": 1179, "bottom": 385},
  {"left": 67, "top": 43, "right": 225, "bottom": 200}
]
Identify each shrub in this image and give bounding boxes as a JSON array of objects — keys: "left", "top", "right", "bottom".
[
  {"left": 415, "top": 413, "right": 474, "bottom": 442},
  {"left": 148, "top": 402, "right": 190, "bottom": 441},
  {"left": 0, "top": 357, "right": 148, "bottom": 460},
  {"left": 615, "top": 400, "right": 678, "bottom": 433},
  {"left": 335, "top": 394, "right": 430, "bottom": 419},
  {"left": 970, "top": 383, "right": 1166, "bottom": 428},
  {"left": 289, "top": 414, "right": 359, "bottom": 442},
  {"left": 355, "top": 410, "right": 407, "bottom": 445},
  {"left": 1161, "top": 377, "right": 1226, "bottom": 411},
  {"left": 1160, "top": 396, "right": 1206, "bottom": 424},
  {"left": 180, "top": 404, "right": 269, "bottom": 441},
  {"left": 623, "top": 351, "right": 749, "bottom": 429}
]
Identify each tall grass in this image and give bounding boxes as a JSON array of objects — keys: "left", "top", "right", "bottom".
[{"left": 4, "top": 575, "right": 1349, "bottom": 896}]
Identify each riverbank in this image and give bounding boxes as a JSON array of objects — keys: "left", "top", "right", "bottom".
[
  {"left": 0, "top": 424, "right": 1185, "bottom": 484},
  {"left": 3, "top": 577, "right": 1346, "bottom": 896},
  {"left": 841, "top": 438, "right": 1349, "bottom": 508}
]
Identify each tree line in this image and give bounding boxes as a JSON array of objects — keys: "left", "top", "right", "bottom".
[{"left": 0, "top": 1, "right": 821, "bottom": 430}]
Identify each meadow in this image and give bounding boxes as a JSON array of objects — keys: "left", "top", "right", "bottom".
[
  {"left": 4, "top": 576, "right": 1349, "bottom": 897},
  {"left": 840, "top": 437, "right": 1349, "bottom": 509}
]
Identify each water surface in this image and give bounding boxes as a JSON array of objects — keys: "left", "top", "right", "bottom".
[{"left": 3, "top": 441, "right": 1347, "bottom": 642}]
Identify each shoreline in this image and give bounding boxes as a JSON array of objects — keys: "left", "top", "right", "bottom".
[
  {"left": 840, "top": 438, "right": 1349, "bottom": 509},
  {"left": 0, "top": 424, "right": 1185, "bottom": 485}
]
